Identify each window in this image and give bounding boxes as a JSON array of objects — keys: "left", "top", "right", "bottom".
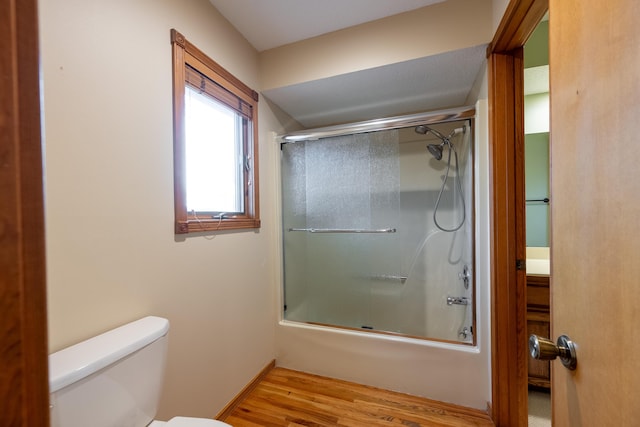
[{"left": 171, "top": 29, "right": 260, "bottom": 233}]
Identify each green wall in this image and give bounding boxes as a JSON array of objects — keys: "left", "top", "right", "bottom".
[
  {"left": 525, "top": 132, "right": 550, "bottom": 247},
  {"left": 524, "top": 20, "right": 548, "bottom": 68}
]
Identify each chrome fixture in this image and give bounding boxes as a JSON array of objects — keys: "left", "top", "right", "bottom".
[
  {"left": 458, "top": 326, "right": 472, "bottom": 340},
  {"left": 414, "top": 125, "right": 467, "bottom": 232},
  {"left": 529, "top": 334, "right": 578, "bottom": 370},
  {"left": 447, "top": 296, "right": 469, "bottom": 306},
  {"left": 459, "top": 265, "right": 471, "bottom": 289},
  {"left": 279, "top": 106, "right": 475, "bottom": 143},
  {"left": 288, "top": 227, "right": 396, "bottom": 234}
]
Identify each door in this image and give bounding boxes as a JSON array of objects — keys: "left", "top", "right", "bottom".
[{"left": 549, "top": 0, "right": 640, "bottom": 424}]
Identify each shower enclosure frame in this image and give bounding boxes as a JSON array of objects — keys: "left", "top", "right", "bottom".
[
  {"left": 280, "top": 106, "right": 475, "bottom": 142},
  {"left": 277, "top": 105, "right": 477, "bottom": 345}
]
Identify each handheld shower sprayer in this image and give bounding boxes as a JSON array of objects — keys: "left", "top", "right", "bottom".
[{"left": 413, "top": 124, "right": 467, "bottom": 232}]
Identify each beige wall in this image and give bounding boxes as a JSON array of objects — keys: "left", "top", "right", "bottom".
[
  {"left": 260, "top": 0, "right": 493, "bottom": 91},
  {"left": 39, "top": 0, "right": 287, "bottom": 419},
  {"left": 492, "top": 0, "right": 511, "bottom": 33}
]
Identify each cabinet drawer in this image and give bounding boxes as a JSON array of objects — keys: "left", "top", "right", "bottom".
[{"left": 527, "top": 275, "right": 550, "bottom": 311}]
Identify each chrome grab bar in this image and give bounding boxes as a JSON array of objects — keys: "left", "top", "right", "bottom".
[{"left": 288, "top": 228, "right": 396, "bottom": 234}]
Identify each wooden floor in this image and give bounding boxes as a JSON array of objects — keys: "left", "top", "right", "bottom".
[{"left": 221, "top": 367, "right": 494, "bottom": 426}]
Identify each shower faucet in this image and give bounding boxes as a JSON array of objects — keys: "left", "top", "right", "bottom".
[
  {"left": 447, "top": 296, "right": 469, "bottom": 306},
  {"left": 459, "top": 265, "right": 471, "bottom": 289},
  {"left": 458, "top": 326, "right": 472, "bottom": 340}
]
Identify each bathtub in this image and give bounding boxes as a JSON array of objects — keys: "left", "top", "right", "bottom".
[{"left": 274, "top": 99, "right": 492, "bottom": 411}]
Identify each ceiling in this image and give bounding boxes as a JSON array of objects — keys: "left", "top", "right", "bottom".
[
  {"left": 263, "top": 44, "right": 486, "bottom": 128},
  {"left": 209, "top": 0, "right": 487, "bottom": 129},
  {"left": 208, "top": 0, "right": 446, "bottom": 52}
]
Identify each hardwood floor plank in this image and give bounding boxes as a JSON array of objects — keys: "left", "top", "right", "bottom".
[{"left": 221, "top": 367, "right": 494, "bottom": 427}]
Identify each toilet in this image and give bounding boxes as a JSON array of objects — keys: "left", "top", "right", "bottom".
[{"left": 49, "top": 316, "right": 231, "bottom": 427}]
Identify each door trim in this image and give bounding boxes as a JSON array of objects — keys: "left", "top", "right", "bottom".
[
  {"left": 488, "top": 0, "right": 547, "bottom": 425},
  {"left": 0, "top": 0, "right": 50, "bottom": 424}
]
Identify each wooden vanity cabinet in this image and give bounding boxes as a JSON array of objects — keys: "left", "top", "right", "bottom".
[{"left": 527, "top": 274, "right": 550, "bottom": 389}]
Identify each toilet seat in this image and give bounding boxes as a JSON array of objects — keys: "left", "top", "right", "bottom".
[{"left": 149, "top": 416, "right": 231, "bottom": 427}]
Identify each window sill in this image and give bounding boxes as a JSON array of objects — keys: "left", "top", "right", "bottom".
[{"left": 175, "top": 218, "right": 261, "bottom": 234}]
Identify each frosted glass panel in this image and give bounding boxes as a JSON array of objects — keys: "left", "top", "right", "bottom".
[{"left": 282, "top": 131, "right": 401, "bottom": 330}]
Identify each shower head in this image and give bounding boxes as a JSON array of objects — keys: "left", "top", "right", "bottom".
[
  {"left": 416, "top": 124, "right": 465, "bottom": 161},
  {"left": 427, "top": 143, "right": 444, "bottom": 160}
]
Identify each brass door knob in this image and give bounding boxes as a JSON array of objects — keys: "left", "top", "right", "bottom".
[{"left": 529, "top": 334, "right": 577, "bottom": 370}]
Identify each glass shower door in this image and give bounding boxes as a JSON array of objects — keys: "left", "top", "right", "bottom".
[
  {"left": 280, "top": 119, "right": 474, "bottom": 343},
  {"left": 282, "top": 131, "right": 403, "bottom": 332}
]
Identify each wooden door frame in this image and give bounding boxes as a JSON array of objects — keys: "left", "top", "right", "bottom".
[
  {"left": 488, "top": 0, "right": 548, "bottom": 425},
  {"left": 0, "top": 0, "right": 50, "bottom": 424}
]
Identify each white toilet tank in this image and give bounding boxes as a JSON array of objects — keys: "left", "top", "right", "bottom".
[{"left": 49, "top": 316, "right": 170, "bottom": 427}]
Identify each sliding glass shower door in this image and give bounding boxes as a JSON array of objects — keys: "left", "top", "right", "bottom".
[
  {"left": 281, "top": 119, "right": 474, "bottom": 343},
  {"left": 282, "top": 131, "right": 403, "bottom": 330}
]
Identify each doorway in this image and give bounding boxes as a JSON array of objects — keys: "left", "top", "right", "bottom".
[
  {"left": 488, "top": 0, "right": 549, "bottom": 425},
  {"left": 523, "top": 15, "right": 551, "bottom": 427}
]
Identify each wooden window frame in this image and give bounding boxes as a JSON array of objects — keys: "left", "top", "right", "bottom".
[{"left": 171, "top": 29, "right": 260, "bottom": 234}]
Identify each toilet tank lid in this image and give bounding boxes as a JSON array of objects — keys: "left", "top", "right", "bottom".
[{"left": 49, "top": 316, "right": 169, "bottom": 393}]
